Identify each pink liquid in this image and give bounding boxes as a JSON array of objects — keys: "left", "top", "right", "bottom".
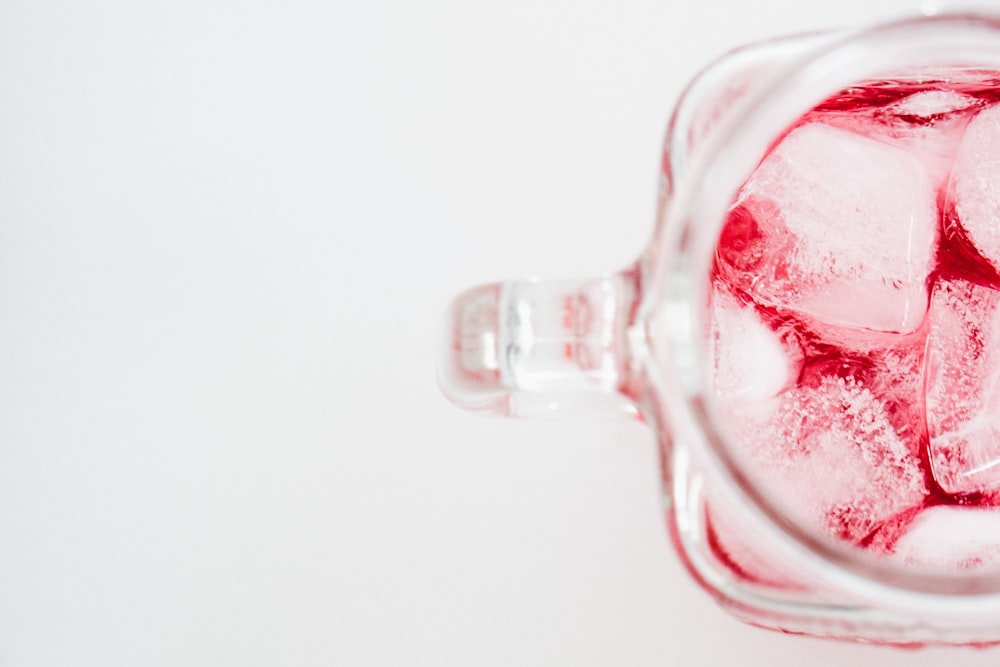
[{"left": 709, "top": 73, "right": 1000, "bottom": 577}]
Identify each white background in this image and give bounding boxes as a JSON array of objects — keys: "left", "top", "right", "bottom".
[{"left": 2, "top": 0, "right": 1000, "bottom": 665}]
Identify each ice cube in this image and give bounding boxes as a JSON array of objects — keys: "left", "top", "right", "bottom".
[
  {"left": 815, "top": 91, "right": 976, "bottom": 189},
  {"left": 951, "top": 104, "right": 1000, "bottom": 272},
  {"left": 890, "top": 506, "right": 1000, "bottom": 572},
  {"left": 734, "top": 373, "right": 927, "bottom": 543},
  {"left": 889, "top": 90, "right": 978, "bottom": 119},
  {"left": 925, "top": 278, "right": 1000, "bottom": 494},
  {"left": 711, "top": 288, "right": 800, "bottom": 419},
  {"left": 799, "top": 331, "right": 928, "bottom": 453},
  {"left": 717, "top": 122, "right": 938, "bottom": 333}
]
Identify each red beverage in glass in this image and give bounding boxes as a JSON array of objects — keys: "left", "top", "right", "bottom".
[{"left": 710, "top": 74, "right": 1000, "bottom": 580}]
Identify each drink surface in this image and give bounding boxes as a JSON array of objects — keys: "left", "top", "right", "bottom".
[{"left": 710, "top": 72, "right": 1000, "bottom": 576}]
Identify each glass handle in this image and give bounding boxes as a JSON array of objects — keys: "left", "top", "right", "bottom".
[{"left": 438, "top": 266, "right": 641, "bottom": 416}]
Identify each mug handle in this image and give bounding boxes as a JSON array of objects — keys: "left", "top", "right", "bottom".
[{"left": 438, "top": 266, "right": 642, "bottom": 416}]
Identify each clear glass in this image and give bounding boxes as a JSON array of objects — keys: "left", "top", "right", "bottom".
[{"left": 439, "top": 12, "right": 1000, "bottom": 645}]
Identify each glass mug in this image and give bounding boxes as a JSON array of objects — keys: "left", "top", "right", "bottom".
[{"left": 439, "top": 12, "right": 1000, "bottom": 645}]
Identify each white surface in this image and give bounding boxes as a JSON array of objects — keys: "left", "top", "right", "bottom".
[{"left": 2, "top": 0, "right": 1000, "bottom": 665}]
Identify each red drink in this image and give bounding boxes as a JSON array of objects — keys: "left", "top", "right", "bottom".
[{"left": 710, "top": 74, "right": 1000, "bottom": 576}]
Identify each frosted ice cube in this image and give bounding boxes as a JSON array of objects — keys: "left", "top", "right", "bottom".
[
  {"left": 717, "top": 122, "right": 938, "bottom": 333},
  {"left": 951, "top": 103, "right": 1000, "bottom": 272},
  {"left": 798, "top": 332, "right": 928, "bottom": 452},
  {"left": 736, "top": 374, "right": 927, "bottom": 542},
  {"left": 890, "top": 506, "right": 1000, "bottom": 572},
  {"left": 925, "top": 278, "right": 1000, "bottom": 494}
]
